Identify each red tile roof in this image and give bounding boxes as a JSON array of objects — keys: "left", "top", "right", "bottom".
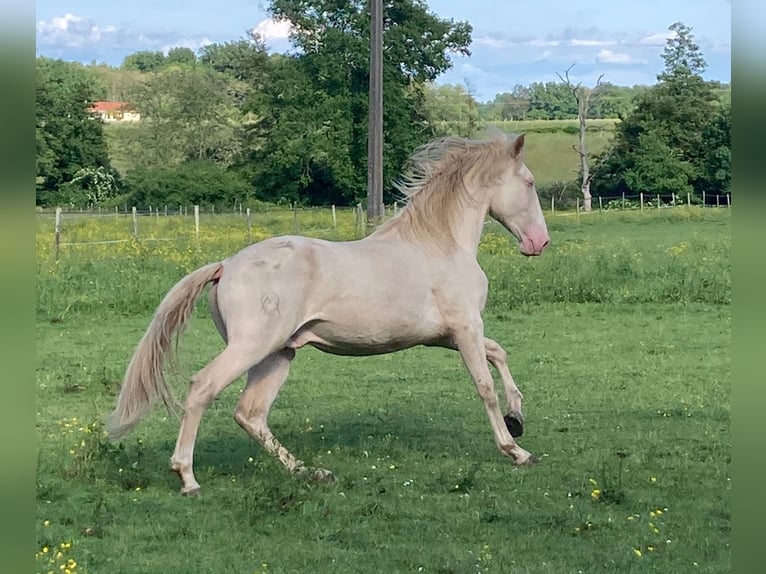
[{"left": 89, "top": 101, "right": 132, "bottom": 112}]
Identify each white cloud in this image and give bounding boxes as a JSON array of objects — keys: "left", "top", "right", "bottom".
[
  {"left": 251, "top": 18, "right": 292, "bottom": 41},
  {"left": 475, "top": 35, "right": 507, "bottom": 49},
  {"left": 569, "top": 38, "right": 616, "bottom": 47},
  {"left": 640, "top": 30, "right": 678, "bottom": 45},
  {"left": 527, "top": 39, "right": 561, "bottom": 47},
  {"left": 596, "top": 49, "right": 642, "bottom": 65},
  {"left": 534, "top": 50, "right": 553, "bottom": 62},
  {"left": 36, "top": 13, "right": 117, "bottom": 47}
]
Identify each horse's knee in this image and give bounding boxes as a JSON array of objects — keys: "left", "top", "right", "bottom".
[{"left": 476, "top": 381, "right": 499, "bottom": 406}]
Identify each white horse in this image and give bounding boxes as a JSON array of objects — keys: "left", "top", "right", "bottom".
[{"left": 108, "top": 133, "right": 550, "bottom": 495}]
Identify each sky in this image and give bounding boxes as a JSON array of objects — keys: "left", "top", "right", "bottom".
[{"left": 35, "top": 0, "right": 731, "bottom": 102}]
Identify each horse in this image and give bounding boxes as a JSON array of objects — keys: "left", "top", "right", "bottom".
[{"left": 107, "top": 133, "right": 550, "bottom": 495}]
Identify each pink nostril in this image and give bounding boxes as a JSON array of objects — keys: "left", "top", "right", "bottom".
[{"left": 542, "top": 239, "right": 549, "bottom": 249}]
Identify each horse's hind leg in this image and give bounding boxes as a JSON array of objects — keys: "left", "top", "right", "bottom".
[
  {"left": 484, "top": 337, "right": 525, "bottom": 438},
  {"left": 234, "top": 349, "right": 335, "bottom": 483},
  {"left": 170, "top": 344, "right": 270, "bottom": 495}
]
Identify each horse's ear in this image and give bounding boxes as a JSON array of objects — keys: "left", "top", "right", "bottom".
[{"left": 510, "top": 133, "right": 526, "bottom": 159}]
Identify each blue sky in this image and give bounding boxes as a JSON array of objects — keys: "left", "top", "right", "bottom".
[{"left": 35, "top": 0, "right": 731, "bottom": 101}]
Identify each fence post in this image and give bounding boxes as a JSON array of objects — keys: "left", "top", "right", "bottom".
[
  {"left": 621, "top": 192, "right": 625, "bottom": 210},
  {"left": 687, "top": 192, "right": 691, "bottom": 207},
  {"left": 716, "top": 194, "right": 720, "bottom": 208},
  {"left": 551, "top": 195, "right": 555, "bottom": 215},
  {"left": 394, "top": 201, "right": 399, "bottom": 215},
  {"left": 54, "top": 207, "right": 62, "bottom": 259},
  {"left": 331, "top": 204, "right": 337, "bottom": 229},
  {"left": 292, "top": 202, "right": 299, "bottom": 234},
  {"left": 576, "top": 196, "right": 580, "bottom": 223},
  {"left": 246, "top": 207, "right": 252, "bottom": 242},
  {"left": 194, "top": 205, "right": 200, "bottom": 239},
  {"left": 657, "top": 194, "right": 660, "bottom": 210},
  {"left": 598, "top": 196, "right": 603, "bottom": 212},
  {"left": 640, "top": 193, "right": 644, "bottom": 213},
  {"left": 727, "top": 193, "right": 731, "bottom": 208},
  {"left": 149, "top": 206, "right": 152, "bottom": 216},
  {"left": 132, "top": 206, "right": 138, "bottom": 237},
  {"left": 114, "top": 205, "right": 118, "bottom": 218},
  {"left": 702, "top": 190, "right": 706, "bottom": 207}
]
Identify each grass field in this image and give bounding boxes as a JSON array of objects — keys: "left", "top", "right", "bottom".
[{"left": 35, "top": 208, "right": 730, "bottom": 573}]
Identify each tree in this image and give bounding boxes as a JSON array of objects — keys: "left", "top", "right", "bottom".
[
  {"left": 121, "top": 50, "right": 166, "bottom": 72},
  {"left": 125, "top": 64, "right": 241, "bottom": 169},
  {"left": 166, "top": 47, "right": 197, "bottom": 67},
  {"left": 558, "top": 65, "right": 604, "bottom": 212},
  {"left": 592, "top": 22, "right": 727, "bottom": 198},
  {"left": 36, "top": 58, "right": 112, "bottom": 205},
  {"left": 237, "top": 0, "right": 472, "bottom": 205},
  {"left": 422, "top": 83, "right": 481, "bottom": 137}
]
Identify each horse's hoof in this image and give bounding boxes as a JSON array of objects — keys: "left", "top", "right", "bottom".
[
  {"left": 311, "top": 468, "right": 337, "bottom": 483},
  {"left": 181, "top": 487, "right": 201, "bottom": 497},
  {"left": 504, "top": 413, "right": 524, "bottom": 438},
  {"left": 516, "top": 454, "right": 540, "bottom": 466}
]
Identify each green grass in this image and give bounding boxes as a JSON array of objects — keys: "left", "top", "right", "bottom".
[{"left": 35, "top": 208, "right": 730, "bottom": 573}]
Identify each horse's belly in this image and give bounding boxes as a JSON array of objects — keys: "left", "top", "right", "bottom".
[{"left": 287, "top": 319, "right": 442, "bottom": 356}]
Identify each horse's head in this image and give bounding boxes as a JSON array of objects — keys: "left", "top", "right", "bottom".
[{"left": 488, "top": 134, "right": 550, "bottom": 256}]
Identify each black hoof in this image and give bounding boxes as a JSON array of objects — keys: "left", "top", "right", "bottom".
[{"left": 504, "top": 413, "right": 524, "bottom": 438}]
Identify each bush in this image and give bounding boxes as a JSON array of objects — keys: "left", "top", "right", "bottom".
[{"left": 124, "top": 161, "right": 253, "bottom": 209}]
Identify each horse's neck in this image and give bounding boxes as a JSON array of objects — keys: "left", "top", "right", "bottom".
[
  {"left": 370, "top": 196, "right": 489, "bottom": 257},
  {"left": 451, "top": 201, "right": 490, "bottom": 257}
]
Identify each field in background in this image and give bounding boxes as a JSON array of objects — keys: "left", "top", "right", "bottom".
[
  {"left": 104, "top": 119, "right": 617, "bottom": 188},
  {"left": 487, "top": 119, "right": 617, "bottom": 185},
  {"left": 36, "top": 208, "right": 730, "bottom": 573}
]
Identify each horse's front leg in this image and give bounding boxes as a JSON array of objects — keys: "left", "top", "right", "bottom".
[
  {"left": 453, "top": 321, "right": 538, "bottom": 465},
  {"left": 484, "top": 337, "right": 525, "bottom": 438}
]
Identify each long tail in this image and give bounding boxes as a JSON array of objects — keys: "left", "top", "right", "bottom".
[{"left": 107, "top": 261, "right": 223, "bottom": 440}]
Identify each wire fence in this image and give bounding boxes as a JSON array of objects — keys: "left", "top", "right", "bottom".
[{"left": 38, "top": 192, "right": 731, "bottom": 257}]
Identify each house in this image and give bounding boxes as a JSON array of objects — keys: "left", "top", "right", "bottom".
[{"left": 88, "top": 101, "right": 141, "bottom": 123}]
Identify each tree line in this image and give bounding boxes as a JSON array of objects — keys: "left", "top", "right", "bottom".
[{"left": 35, "top": 0, "right": 730, "bottom": 210}]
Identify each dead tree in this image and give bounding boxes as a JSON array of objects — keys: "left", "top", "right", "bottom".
[{"left": 558, "top": 65, "right": 604, "bottom": 212}]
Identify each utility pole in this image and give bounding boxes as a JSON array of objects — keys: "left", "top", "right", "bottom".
[{"left": 366, "top": 0, "right": 384, "bottom": 223}]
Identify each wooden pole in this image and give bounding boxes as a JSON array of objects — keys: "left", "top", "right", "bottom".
[
  {"left": 687, "top": 192, "right": 691, "bottom": 207},
  {"left": 657, "top": 194, "right": 660, "bottom": 209},
  {"left": 246, "top": 208, "right": 252, "bottom": 242},
  {"left": 366, "top": 0, "right": 384, "bottom": 222},
  {"left": 727, "top": 193, "right": 731, "bottom": 207},
  {"left": 132, "top": 206, "right": 138, "bottom": 237},
  {"left": 551, "top": 195, "right": 555, "bottom": 215},
  {"left": 54, "top": 207, "right": 62, "bottom": 259},
  {"left": 598, "top": 196, "right": 603, "bottom": 212},
  {"left": 702, "top": 190, "right": 706, "bottom": 207},
  {"left": 716, "top": 194, "right": 720, "bottom": 208},
  {"left": 640, "top": 192, "right": 644, "bottom": 213},
  {"left": 621, "top": 191, "right": 625, "bottom": 210},
  {"left": 194, "top": 205, "right": 200, "bottom": 239},
  {"left": 331, "top": 204, "right": 337, "bottom": 230}
]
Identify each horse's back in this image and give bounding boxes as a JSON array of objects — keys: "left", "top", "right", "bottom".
[{"left": 215, "top": 234, "right": 453, "bottom": 354}]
